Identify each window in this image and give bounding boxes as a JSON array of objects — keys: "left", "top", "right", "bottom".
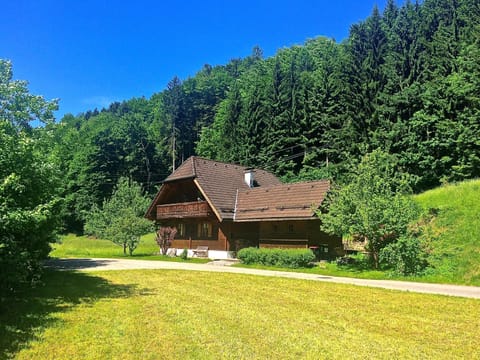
[
  {"left": 176, "top": 223, "right": 186, "bottom": 238},
  {"left": 319, "top": 244, "right": 329, "bottom": 253},
  {"left": 288, "top": 224, "right": 294, "bottom": 233},
  {"left": 197, "top": 222, "right": 213, "bottom": 238}
]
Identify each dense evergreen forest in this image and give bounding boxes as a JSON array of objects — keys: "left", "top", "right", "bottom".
[{"left": 46, "top": 0, "right": 480, "bottom": 232}]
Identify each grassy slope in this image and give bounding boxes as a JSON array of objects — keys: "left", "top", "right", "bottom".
[
  {"left": 2, "top": 270, "right": 480, "bottom": 359},
  {"left": 414, "top": 179, "right": 480, "bottom": 285}
]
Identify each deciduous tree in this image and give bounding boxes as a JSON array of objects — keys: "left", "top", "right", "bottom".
[
  {"left": 319, "top": 150, "right": 420, "bottom": 268},
  {"left": 0, "top": 59, "right": 60, "bottom": 295},
  {"left": 84, "top": 178, "right": 153, "bottom": 255}
]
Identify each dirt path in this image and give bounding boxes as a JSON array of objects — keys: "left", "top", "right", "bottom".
[{"left": 45, "top": 258, "right": 480, "bottom": 299}]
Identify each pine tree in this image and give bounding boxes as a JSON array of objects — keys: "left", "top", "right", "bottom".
[{"left": 163, "top": 76, "right": 184, "bottom": 170}]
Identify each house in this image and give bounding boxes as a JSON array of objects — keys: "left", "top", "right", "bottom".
[{"left": 145, "top": 156, "right": 342, "bottom": 259}]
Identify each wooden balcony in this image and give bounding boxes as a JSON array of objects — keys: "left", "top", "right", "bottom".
[{"left": 156, "top": 201, "right": 211, "bottom": 219}]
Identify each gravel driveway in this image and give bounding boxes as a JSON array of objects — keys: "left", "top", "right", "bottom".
[{"left": 45, "top": 257, "right": 480, "bottom": 299}]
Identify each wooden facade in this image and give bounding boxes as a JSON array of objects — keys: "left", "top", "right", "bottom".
[
  {"left": 153, "top": 193, "right": 232, "bottom": 252},
  {"left": 159, "top": 215, "right": 341, "bottom": 257},
  {"left": 257, "top": 220, "right": 342, "bottom": 258},
  {"left": 161, "top": 216, "right": 230, "bottom": 251},
  {"left": 156, "top": 201, "right": 211, "bottom": 219}
]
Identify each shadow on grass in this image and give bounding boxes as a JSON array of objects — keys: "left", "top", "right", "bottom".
[
  {"left": 44, "top": 258, "right": 117, "bottom": 270},
  {"left": 0, "top": 270, "right": 136, "bottom": 359}
]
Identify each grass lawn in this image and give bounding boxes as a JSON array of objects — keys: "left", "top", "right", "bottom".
[
  {"left": 51, "top": 233, "right": 160, "bottom": 258},
  {"left": 50, "top": 233, "right": 209, "bottom": 263},
  {"left": 235, "top": 261, "right": 394, "bottom": 280},
  {"left": 2, "top": 270, "right": 479, "bottom": 359}
]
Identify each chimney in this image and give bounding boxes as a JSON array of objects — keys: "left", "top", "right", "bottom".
[{"left": 244, "top": 168, "right": 255, "bottom": 188}]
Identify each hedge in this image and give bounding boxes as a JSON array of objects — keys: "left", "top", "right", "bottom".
[{"left": 237, "top": 247, "right": 315, "bottom": 268}]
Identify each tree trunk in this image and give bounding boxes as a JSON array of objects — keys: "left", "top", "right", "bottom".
[{"left": 372, "top": 251, "right": 379, "bottom": 269}]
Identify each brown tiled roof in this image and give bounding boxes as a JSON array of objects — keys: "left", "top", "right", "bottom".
[
  {"left": 163, "top": 158, "right": 196, "bottom": 181},
  {"left": 234, "top": 180, "right": 330, "bottom": 221},
  {"left": 146, "top": 157, "right": 330, "bottom": 223},
  {"left": 157, "top": 157, "right": 281, "bottom": 220}
]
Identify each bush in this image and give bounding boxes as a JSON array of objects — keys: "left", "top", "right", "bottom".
[
  {"left": 236, "top": 247, "right": 257, "bottom": 265},
  {"left": 380, "top": 236, "right": 429, "bottom": 276},
  {"left": 237, "top": 248, "right": 315, "bottom": 268},
  {"left": 180, "top": 248, "right": 188, "bottom": 260}
]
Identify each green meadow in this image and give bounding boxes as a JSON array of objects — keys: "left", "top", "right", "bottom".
[
  {"left": 50, "top": 233, "right": 158, "bottom": 258},
  {"left": 2, "top": 270, "right": 479, "bottom": 360},
  {"left": 50, "top": 233, "right": 209, "bottom": 263}
]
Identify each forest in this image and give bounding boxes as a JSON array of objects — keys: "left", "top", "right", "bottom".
[
  {"left": 1, "top": 0, "right": 479, "bottom": 290},
  {"left": 45, "top": 0, "right": 479, "bottom": 233}
]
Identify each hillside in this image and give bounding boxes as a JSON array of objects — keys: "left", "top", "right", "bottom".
[
  {"left": 415, "top": 179, "right": 480, "bottom": 285},
  {"left": 41, "top": 0, "right": 480, "bottom": 233}
]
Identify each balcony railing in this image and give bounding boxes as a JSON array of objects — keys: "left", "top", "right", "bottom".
[{"left": 156, "top": 201, "right": 211, "bottom": 219}]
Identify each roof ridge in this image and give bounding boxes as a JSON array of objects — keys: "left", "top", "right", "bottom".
[
  {"left": 190, "top": 156, "right": 247, "bottom": 168},
  {"left": 184, "top": 156, "right": 283, "bottom": 180},
  {"left": 282, "top": 179, "right": 330, "bottom": 185}
]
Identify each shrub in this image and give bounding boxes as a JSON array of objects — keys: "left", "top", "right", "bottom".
[
  {"left": 380, "top": 236, "right": 429, "bottom": 276},
  {"left": 237, "top": 248, "right": 315, "bottom": 268},
  {"left": 236, "top": 247, "right": 257, "bottom": 265},
  {"left": 180, "top": 248, "right": 188, "bottom": 260}
]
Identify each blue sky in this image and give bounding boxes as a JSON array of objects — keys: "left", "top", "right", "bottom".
[{"left": 1, "top": 0, "right": 397, "bottom": 119}]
